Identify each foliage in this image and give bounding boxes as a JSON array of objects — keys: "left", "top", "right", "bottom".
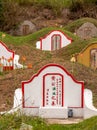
[
  {"left": 15, "top": 0, "right": 71, "bottom": 15},
  {"left": 0, "top": 0, "right": 4, "bottom": 28},
  {"left": 0, "top": 0, "right": 97, "bottom": 31},
  {"left": 69, "top": 0, "right": 84, "bottom": 12},
  {"left": 1, "top": 1, "right": 20, "bottom": 31}
]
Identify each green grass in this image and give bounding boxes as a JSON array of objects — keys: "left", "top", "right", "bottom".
[
  {"left": 0, "top": 114, "right": 97, "bottom": 130},
  {"left": 0, "top": 27, "right": 78, "bottom": 46},
  {"left": 64, "top": 17, "right": 97, "bottom": 32},
  {"left": 56, "top": 38, "right": 97, "bottom": 60}
]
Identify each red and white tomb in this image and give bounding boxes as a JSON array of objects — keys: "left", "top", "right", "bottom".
[
  {"left": 36, "top": 30, "right": 72, "bottom": 51},
  {"left": 22, "top": 64, "right": 84, "bottom": 118},
  {"left": 0, "top": 41, "right": 23, "bottom": 71}
]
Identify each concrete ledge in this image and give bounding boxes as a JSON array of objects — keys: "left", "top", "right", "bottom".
[{"left": 39, "top": 107, "right": 68, "bottom": 118}]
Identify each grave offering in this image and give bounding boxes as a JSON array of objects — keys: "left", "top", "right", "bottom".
[
  {"left": 36, "top": 30, "right": 72, "bottom": 51},
  {"left": 76, "top": 22, "right": 97, "bottom": 39},
  {"left": 0, "top": 41, "right": 23, "bottom": 70},
  {"left": 76, "top": 42, "right": 97, "bottom": 69}
]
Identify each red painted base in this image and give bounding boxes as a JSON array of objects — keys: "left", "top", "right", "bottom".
[{"left": 3, "top": 66, "right": 14, "bottom": 71}]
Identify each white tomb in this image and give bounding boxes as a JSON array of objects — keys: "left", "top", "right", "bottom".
[
  {"left": 0, "top": 41, "right": 23, "bottom": 70},
  {"left": 36, "top": 30, "right": 72, "bottom": 51},
  {"left": 22, "top": 64, "right": 84, "bottom": 118}
]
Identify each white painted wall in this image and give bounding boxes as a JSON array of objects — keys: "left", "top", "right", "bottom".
[
  {"left": 36, "top": 41, "right": 41, "bottom": 49},
  {"left": 39, "top": 107, "right": 68, "bottom": 118},
  {"left": 84, "top": 89, "right": 97, "bottom": 119},
  {"left": 14, "top": 54, "right": 23, "bottom": 69}
]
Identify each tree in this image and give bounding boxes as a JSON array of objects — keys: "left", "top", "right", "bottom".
[{"left": 0, "top": 0, "right": 4, "bottom": 29}]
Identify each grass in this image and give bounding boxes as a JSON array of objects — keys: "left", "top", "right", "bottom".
[
  {"left": 0, "top": 114, "right": 97, "bottom": 130},
  {"left": 56, "top": 38, "right": 97, "bottom": 60}
]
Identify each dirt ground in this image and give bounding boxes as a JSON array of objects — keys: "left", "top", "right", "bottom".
[{"left": 0, "top": 44, "right": 71, "bottom": 112}]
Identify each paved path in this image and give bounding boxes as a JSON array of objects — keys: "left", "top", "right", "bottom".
[{"left": 46, "top": 118, "right": 83, "bottom": 124}]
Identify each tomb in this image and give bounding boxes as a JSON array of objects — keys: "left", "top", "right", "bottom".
[
  {"left": 36, "top": 30, "right": 72, "bottom": 51},
  {"left": 76, "top": 22, "right": 97, "bottom": 39},
  {"left": 10, "top": 20, "right": 37, "bottom": 36},
  {"left": 0, "top": 41, "right": 14, "bottom": 70},
  {"left": 0, "top": 41, "right": 23, "bottom": 71},
  {"left": 76, "top": 42, "right": 97, "bottom": 69},
  {"left": 22, "top": 63, "right": 84, "bottom": 118}
]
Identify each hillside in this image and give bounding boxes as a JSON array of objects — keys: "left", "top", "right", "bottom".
[
  {"left": 1, "top": 21, "right": 97, "bottom": 112},
  {"left": 1, "top": 1, "right": 97, "bottom": 128}
]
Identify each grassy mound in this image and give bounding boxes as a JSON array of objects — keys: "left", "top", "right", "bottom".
[{"left": 0, "top": 27, "right": 78, "bottom": 46}]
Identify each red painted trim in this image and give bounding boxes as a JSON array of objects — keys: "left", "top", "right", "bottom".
[
  {"left": 22, "top": 63, "right": 84, "bottom": 108},
  {"left": 68, "top": 107, "right": 83, "bottom": 108},
  {"left": 3, "top": 66, "right": 14, "bottom": 71},
  {"left": 22, "top": 82, "right": 25, "bottom": 108},
  {"left": 43, "top": 73, "right": 64, "bottom": 107},
  {"left": 81, "top": 82, "right": 84, "bottom": 108},
  {"left": 62, "top": 75, "right": 64, "bottom": 107},
  {"left": 43, "top": 76, "right": 45, "bottom": 107},
  {"left": 40, "top": 38, "right": 42, "bottom": 50},
  {"left": 39, "top": 30, "right": 72, "bottom": 50}
]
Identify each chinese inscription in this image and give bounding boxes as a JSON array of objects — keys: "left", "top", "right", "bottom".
[{"left": 44, "top": 74, "right": 63, "bottom": 107}]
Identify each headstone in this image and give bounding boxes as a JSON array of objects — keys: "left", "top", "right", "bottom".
[
  {"left": 76, "top": 22, "right": 97, "bottom": 39},
  {"left": 10, "top": 20, "right": 37, "bottom": 36},
  {"left": 36, "top": 30, "right": 72, "bottom": 51}
]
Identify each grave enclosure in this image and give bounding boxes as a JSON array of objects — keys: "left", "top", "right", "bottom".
[
  {"left": 0, "top": 41, "right": 23, "bottom": 71},
  {"left": 36, "top": 30, "right": 72, "bottom": 51},
  {"left": 76, "top": 42, "right": 97, "bottom": 69},
  {"left": 22, "top": 64, "right": 84, "bottom": 118},
  {"left": 76, "top": 22, "right": 97, "bottom": 39},
  {"left": 0, "top": 41, "right": 14, "bottom": 71}
]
